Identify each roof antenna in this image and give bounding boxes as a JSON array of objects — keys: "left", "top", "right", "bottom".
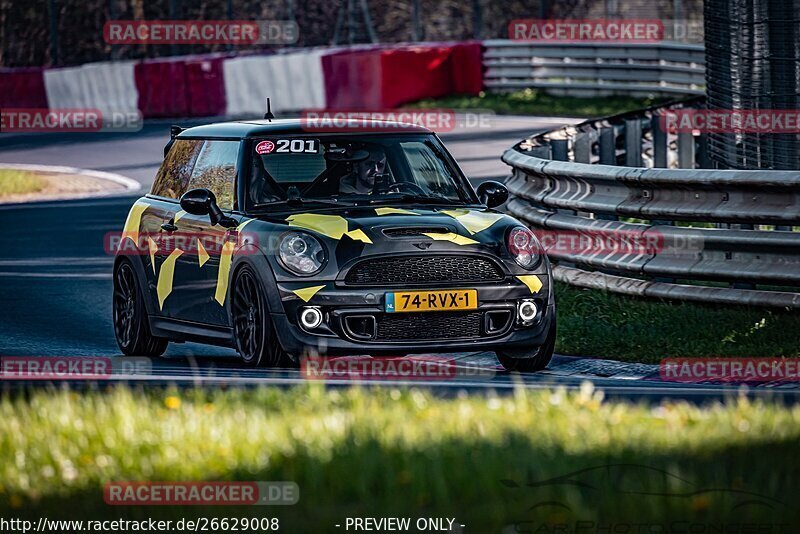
[{"left": 264, "top": 98, "right": 274, "bottom": 122}]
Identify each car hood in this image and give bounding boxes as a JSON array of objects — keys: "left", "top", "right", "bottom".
[
  {"left": 247, "top": 205, "right": 520, "bottom": 245},
  {"left": 241, "top": 205, "right": 528, "bottom": 281}
]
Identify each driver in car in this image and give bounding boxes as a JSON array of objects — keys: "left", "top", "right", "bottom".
[{"left": 339, "top": 148, "right": 387, "bottom": 195}]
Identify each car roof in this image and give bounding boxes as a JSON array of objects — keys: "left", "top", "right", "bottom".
[{"left": 176, "top": 118, "right": 432, "bottom": 139}]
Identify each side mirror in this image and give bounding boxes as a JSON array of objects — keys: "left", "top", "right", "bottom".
[
  {"left": 179, "top": 188, "right": 237, "bottom": 228},
  {"left": 476, "top": 180, "right": 509, "bottom": 208}
]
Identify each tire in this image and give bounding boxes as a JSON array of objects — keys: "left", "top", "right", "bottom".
[
  {"left": 496, "top": 318, "right": 556, "bottom": 373},
  {"left": 113, "top": 259, "right": 168, "bottom": 357},
  {"left": 231, "top": 265, "right": 296, "bottom": 367}
]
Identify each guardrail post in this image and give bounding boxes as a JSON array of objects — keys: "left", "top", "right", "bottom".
[
  {"left": 678, "top": 132, "right": 695, "bottom": 169},
  {"left": 652, "top": 115, "right": 668, "bottom": 168},
  {"left": 573, "top": 133, "right": 592, "bottom": 163},
  {"left": 599, "top": 128, "right": 615, "bottom": 165},
  {"left": 625, "top": 119, "right": 643, "bottom": 167},
  {"left": 697, "top": 133, "right": 712, "bottom": 169},
  {"left": 530, "top": 145, "right": 552, "bottom": 159},
  {"left": 551, "top": 139, "right": 569, "bottom": 162}
]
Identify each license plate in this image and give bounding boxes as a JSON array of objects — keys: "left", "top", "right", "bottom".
[{"left": 385, "top": 289, "right": 478, "bottom": 313}]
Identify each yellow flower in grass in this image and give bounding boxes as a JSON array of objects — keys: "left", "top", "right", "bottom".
[{"left": 165, "top": 396, "right": 181, "bottom": 410}]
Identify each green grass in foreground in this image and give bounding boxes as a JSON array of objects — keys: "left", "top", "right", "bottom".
[
  {"left": 555, "top": 282, "right": 800, "bottom": 362},
  {"left": 1, "top": 386, "right": 800, "bottom": 530},
  {"left": 410, "top": 89, "right": 668, "bottom": 118},
  {"left": 0, "top": 169, "right": 45, "bottom": 197}
]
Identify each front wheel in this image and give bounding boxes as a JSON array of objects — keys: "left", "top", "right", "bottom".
[
  {"left": 496, "top": 318, "right": 556, "bottom": 373},
  {"left": 113, "top": 259, "right": 168, "bottom": 357},
  {"left": 231, "top": 265, "right": 296, "bottom": 367}
]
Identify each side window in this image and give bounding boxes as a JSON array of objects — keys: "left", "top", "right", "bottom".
[
  {"left": 151, "top": 139, "right": 203, "bottom": 200},
  {"left": 186, "top": 140, "right": 239, "bottom": 211},
  {"left": 400, "top": 141, "right": 460, "bottom": 198}
]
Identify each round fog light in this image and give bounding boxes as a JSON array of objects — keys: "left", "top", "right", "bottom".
[
  {"left": 517, "top": 300, "right": 538, "bottom": 323},
  {"left": 299, "top": 307, "right": 323, "bottom": 330}
]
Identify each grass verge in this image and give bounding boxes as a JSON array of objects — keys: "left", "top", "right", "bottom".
[
  {"left": 1, "top": 386, "right": 800, "bottom": 530},
  {"left": 410, "top": 89, "right": 668, "bottom": 118},
  {"left": 0, "top": 169, "right": 46, "bottom": 197},
  {"left": 555, "top": 282, "right": 800, "bottom": 361}
]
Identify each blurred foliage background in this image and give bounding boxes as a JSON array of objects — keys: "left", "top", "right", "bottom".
[{"left": 0, "top": 0, "right": 703, "bottom": 67}]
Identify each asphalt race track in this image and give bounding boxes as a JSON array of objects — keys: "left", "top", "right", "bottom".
[{"left": 1, "top": 115, "right": 797, "bottom": 401}]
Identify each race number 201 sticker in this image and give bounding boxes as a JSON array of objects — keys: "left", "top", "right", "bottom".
[{"left": 255, "top": 139, "right": 319, "bottom": 155}]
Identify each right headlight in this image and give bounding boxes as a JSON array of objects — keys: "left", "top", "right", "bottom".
[
  {"left": 279, "top": 231, "right": 326, "bottom": 275},
  {"left": 507, "top": 226, "right": 543, "bottom": 270}
]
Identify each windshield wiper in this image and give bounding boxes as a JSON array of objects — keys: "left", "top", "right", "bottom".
[
  {"left": 370, "top": 194, "right": 462, "bottom": 206},
  {"left": 252, "top": 198, "right": 356, "bottom": 210},
  {"left": 252, "top": 186, "right": 358, "bottom": 209}
]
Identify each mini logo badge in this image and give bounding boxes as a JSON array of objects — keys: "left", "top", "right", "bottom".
[{"left": 255, "top": 140, "right": 275, "bottom": 155}]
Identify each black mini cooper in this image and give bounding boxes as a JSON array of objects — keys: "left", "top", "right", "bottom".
[{"left": 112, "top": 119, "right": 555, "bottom": 372}]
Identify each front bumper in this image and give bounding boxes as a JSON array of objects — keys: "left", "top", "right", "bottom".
[{"left": 271, "top": 280, "right": 553, "bottom": 355}]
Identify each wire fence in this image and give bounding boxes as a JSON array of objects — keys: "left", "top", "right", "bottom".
[{"left": 703, "top": 0, "right": 800, "bottom": 170}]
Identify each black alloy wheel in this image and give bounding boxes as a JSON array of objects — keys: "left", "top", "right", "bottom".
[
  {"left": 232, "top": 265, "right": 294, "bottom": 367},
  {"left": 113, "top": 260, "right": 168, "bottom": 356}
]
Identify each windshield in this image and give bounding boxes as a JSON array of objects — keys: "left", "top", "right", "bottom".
[{"left": 247, "top": 135, "right": 475, "bottom": 208}]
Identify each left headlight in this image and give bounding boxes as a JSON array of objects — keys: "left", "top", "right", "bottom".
[
  {"left": 279, "top": 231, "right": 326, "bottom": 275},
  {"left": 507, "top": 226, "right": 543, "bottom": 270}
]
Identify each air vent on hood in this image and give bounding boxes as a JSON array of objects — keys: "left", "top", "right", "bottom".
[{"left": 381, "top": 226, "right": 450, "bottom": 239}]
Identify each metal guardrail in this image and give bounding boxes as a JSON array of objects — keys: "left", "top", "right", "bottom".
[
  {"left": 483, "top": 40, "right": 706, "bottom": 97},
  {"left": 501, "top": 100, "right": 800, "bottom": 309}
]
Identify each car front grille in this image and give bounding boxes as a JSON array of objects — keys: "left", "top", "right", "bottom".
[
  {"left": 344, "top": 255, "right": 505, "bottom": 286},
  {"left": 376, "top": 311, "right": 482, "bottom": 341}
]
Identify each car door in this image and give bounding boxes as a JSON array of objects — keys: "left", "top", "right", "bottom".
[
  {"left": 167, "top": 139, "right": 241, "bottom": 326},
  {"left": 141, "top": 138, "right": 203, "bottom": 316}
]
